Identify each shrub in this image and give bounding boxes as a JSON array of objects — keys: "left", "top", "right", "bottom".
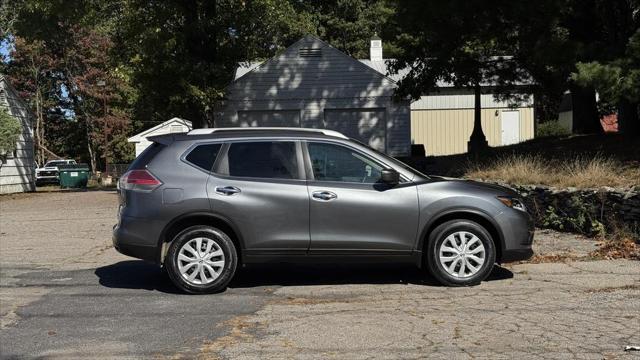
[{"left": 537, "top": 120, "right": 570, "bottom": 137}]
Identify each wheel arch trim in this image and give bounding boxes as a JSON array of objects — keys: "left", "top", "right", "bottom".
[
  {"left": 156, "top": 211, "right": 245, "bottom": 264},
  {"left": 417, "top": 208, "right": 505, "bottom": 262}
]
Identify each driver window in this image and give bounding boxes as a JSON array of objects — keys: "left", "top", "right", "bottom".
[{"left": 308, "top": 142, "right": 384, "bottom": 183}]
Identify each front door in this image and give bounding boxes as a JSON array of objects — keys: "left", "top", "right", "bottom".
[
  {"left": 208, "top": 140, "right": 309, "bottom": 252},
  {"left": 501, "top": 110, "right": 520, "bottom": 145},
  {"left": 305, "top": 141, "right": 419, "bottom": 253}
]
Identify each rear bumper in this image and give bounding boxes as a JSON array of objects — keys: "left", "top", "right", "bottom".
[{"left": 112, "top": 223, "right": 157, "bottom": 262}]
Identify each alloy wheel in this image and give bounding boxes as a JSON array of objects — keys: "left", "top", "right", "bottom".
[
  {"left": 438, "top": 231, "right": 486, "bottom": 278},
  {"left": 177, "top": 237, "right": 225, "bottom": 285}
]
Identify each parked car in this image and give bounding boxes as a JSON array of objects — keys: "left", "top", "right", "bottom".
[
  {"left": 113, "top": 128, "right": 534, "bottom": 293},
  {"left": 35, "top": 159, "right": 77, "bottom": 185}
]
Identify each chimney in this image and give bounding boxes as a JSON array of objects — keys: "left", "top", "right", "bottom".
[{"left": 370, "top": 34, "right": 383, "bottom": 61}]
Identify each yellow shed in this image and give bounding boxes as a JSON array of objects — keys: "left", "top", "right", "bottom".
[{"left": 409, "top": 89, "right": 535, "bottom": 156}]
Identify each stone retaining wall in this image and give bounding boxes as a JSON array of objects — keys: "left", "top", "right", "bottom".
[{"left": 489, "top": 183, "right": 639, "bottom": 236}]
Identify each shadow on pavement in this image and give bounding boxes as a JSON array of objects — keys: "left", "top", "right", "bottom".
[
  {"left": 95, "top": 261, "right": 182, "bottom": 294},
  {"left": 95, "top": 260, "right": 513, "bottom": 293}
]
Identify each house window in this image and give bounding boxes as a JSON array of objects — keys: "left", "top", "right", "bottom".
[{"left": 170, "top": 125, "right": 184, "bottom": 133}]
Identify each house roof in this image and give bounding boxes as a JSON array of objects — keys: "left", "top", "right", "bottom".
[
  {"left": 233, "top": 54, "right": 533, "bottom": 89},
  {"left": 231, "top": 35, "right": 400, "bottom": 86},
  {"left": 128, "top": 117, "right": 192, "bottom": 142}
]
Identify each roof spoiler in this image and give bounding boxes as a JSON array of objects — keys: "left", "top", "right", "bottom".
[{"left": 146, "top": 133, "right": 176, "bottom": 145}]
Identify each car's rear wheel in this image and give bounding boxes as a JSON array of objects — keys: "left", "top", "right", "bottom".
[
  {"left": 425, "top": 220, "right": 496, "bottom": 286},
  {"left": 165, "top": 225, "right": 237, "bottom": 294}
]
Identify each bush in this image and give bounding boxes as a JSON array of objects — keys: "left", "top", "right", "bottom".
[{"left": 537, "top": 120, "right": 570, "bottom": 137}]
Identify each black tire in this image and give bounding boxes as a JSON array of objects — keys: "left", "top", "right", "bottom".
[
  {"left": 165, "top": 225, "right": 237, "bottom": 294},
  {"left": 425, "top": 220, "right": 496, "bottom": 286}
]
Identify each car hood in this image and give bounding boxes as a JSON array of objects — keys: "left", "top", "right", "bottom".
[{"left": 426, "top": 175, "right": 520, "bottom": 197}]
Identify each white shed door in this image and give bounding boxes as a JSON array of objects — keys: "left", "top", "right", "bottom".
[
  {"left": 234, "top": 110, "right": 300, "bottom": 127},
  {"left": 324, "top": 109, "right": 386, "bottom": 151},
  {"left": 501, "top": 111, "right": 520, "bottom": 146}
]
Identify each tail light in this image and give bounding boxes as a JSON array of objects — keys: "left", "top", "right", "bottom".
[{"left": 119, "top": 169, "right": 162, "bottom": 192}]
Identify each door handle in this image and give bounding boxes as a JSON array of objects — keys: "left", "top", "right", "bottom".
[
  {"left": 312, "top": 191, "right": 337, "bottom": 201},
  {"left": 215, "top": 186, "right": 241, "bottom": 196}
]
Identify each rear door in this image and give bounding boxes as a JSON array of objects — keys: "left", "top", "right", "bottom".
[
  {"left": 207, "top": 140, "right": 310, "bottom": 252},
  {"left": 305, "top": 141, "right": 419, "bottom": 253}
]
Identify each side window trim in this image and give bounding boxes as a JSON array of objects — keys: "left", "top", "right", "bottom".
[{"left": 213, "top": 139, "right": 306, "bottom": 182}]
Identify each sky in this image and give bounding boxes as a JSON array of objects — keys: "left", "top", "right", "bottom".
[{"left": 1, "top": 37, "right": 13, "bottom": 62}]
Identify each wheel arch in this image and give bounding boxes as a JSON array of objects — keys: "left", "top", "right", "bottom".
[
  {"left": 157, "top": 212, "right": 244, "bottom": 265},
  {"left": 418, "top": 209, "right": 504, "bottom": 263}
]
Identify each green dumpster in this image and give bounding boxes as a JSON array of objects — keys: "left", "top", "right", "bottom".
[{"left": 58, "top": 164, "right": 90, "bottom": 188}]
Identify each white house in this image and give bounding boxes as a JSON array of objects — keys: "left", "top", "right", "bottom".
[
  {"left": 128, "top": 117, "right": 192, "bottom": 157},
  {"left": 218, "top": 35, "right": 411, "bottom": 156},
  {"left": 226, "top": 35, "right": 535, "bottom": 156},
  {"left": 0, "top": 75, "right": 36, "bottom": 194}
]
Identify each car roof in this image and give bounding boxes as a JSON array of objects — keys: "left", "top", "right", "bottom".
[{"left": 150, "top": 127, "right": 349, "bottom": 143}]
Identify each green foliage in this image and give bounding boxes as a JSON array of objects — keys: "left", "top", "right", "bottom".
[
  {"left": 572, "top": 30, "right": 640, "bottom": 114},
  {"left": 536, "top": 121, "right": 570, "bottom": 138},
  {"left": 297, "top": 0, "right": 400, "bottom": 58},
  {"left": 0, "top": 108, "right": 21, "bottom": 157},
  {"left": 540, "top": 195, "right": 606, "bottom": 236}
]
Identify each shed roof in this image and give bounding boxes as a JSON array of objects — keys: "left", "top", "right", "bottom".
[{"left": 127, "top": 117, "right": 192, "bottom": 143}]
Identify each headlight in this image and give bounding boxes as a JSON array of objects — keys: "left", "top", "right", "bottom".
[{"left": 497, "top": 196, "right": 527, "bottom": 212}]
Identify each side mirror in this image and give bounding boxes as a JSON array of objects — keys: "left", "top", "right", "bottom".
[{"left": 380, "top": 168, "right": 400, "bottom": 185}]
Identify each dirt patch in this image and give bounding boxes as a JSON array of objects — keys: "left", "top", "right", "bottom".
[
  {"left": 198, "top": 316, "right": 264, "bottom": 360},
  {"left": 590, "top": 238, "right": 640, "bottom": 260}
]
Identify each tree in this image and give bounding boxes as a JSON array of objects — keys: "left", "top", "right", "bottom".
[
  {"left": 570, "top": 0, "right": 640, "bottom": 135},
  {"left": 8, "top": 37, "right": 61, "bottom": 165},
  {"left": 390, "top": 0, "right": 536, "bottom": 153},
  {"left": 0, "top": 108, "right": 22, "bottom": 165},
  {"left": 294, "top": 0, "right": 400, "bottom": 59},
  {"left": 118, "top": 0, "right": 314, "bottom": 130},
  {"left": 62, "top": 25, "right": 131, "bottom": 171}
]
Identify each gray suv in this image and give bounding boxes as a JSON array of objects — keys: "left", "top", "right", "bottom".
[{"left": 113, "top": 128, "right": 533, "bottom": 293}]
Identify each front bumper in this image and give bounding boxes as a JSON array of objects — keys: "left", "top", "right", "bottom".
[
  {"left": 36, "top": 176, "right": 59, "bottom": 183},
  {"left": 495, "top": 209, "right": 535, "bottom": 263}
]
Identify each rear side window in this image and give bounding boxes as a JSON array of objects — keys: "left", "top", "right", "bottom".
[
  {"left": 129, "top": 142, "right": 166, "bottom": 169},
  {"left": 185, "top": 143, "right": 222, "bottom": 172},
  {"left": 225, "top": 141, "right": 299, "bottom": 179}
]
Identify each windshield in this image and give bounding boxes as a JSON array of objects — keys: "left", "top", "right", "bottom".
[
  {"left": 349, "top": 139, "right": 429, "bottom": 179},
  {"left": 45, "top": 161, "right": 67, "bottom": 167}
]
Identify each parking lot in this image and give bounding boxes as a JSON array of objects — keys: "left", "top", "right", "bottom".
[{"left": 1, "top": 190, "right": 639, "bottom": 359}]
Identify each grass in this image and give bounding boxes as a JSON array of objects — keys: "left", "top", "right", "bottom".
[{"left": 465, "top": 154, "right": 640, "bottom": 189}]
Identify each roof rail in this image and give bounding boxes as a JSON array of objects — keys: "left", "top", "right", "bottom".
[{"left": 187, "top": 127, "right": 348, "bottom": 139}]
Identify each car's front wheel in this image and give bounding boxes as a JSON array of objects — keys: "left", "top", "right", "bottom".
[
  {"left": 425, "top": 220, "right": 496, "bottom": 286},
  {"left": 165, "top": 225, "right": 237, "bottom": 294}
]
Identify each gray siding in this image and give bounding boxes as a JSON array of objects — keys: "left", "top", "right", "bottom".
[
  {"left": 0, "top": 76, "right": 36, "bottom": 194},
  {"left": 218, "top": 36, "right": 410, "bottom": 156}
]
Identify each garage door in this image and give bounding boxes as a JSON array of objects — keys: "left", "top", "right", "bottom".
[
  {"left": 232, "top": 110, "right": 301, "bottom": 127},
  {"left": 324, "top": 109, "right": 386, "bottom": 151}
]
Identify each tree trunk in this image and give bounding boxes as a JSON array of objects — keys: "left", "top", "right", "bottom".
[
  {"left": 617, "top": 99, "right": 640, "bottom": 135},
  {"left": 467, "top": 83, "right": 489, "bottom": 153},
  {"left": 569, "top": 84, "right": 602, "bottom": 134},
  {"left": 85, "top": 117, "right": 97, "bottom": 173}
]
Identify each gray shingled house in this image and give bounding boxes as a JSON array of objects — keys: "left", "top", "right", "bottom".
[
  {"left": 216, "top": 35, "right": 411, "bottom": 156},
  {"left": 0, "top": 75, "right": 36, "bottom": 194}
]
